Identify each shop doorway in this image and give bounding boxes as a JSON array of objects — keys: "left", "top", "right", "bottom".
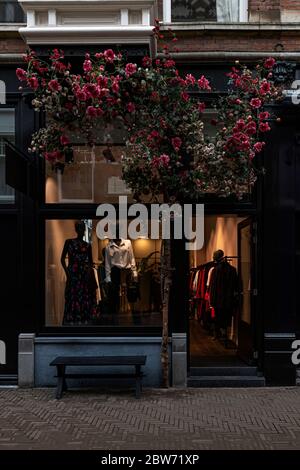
[{"left": 189, "top": 215, "right": 256, "bottom": 368}]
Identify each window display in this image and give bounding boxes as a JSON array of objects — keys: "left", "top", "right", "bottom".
[{"left": 45, "top": 219, "right": 162, "bottom": 327}]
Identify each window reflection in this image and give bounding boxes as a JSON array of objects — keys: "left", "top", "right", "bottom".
[{"left": 171, "top": 0, "right": 240, "bottom": 22}]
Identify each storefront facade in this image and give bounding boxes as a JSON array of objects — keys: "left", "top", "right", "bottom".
[{"left": 0, "top": 0, "right": 299, "bottom": 388}]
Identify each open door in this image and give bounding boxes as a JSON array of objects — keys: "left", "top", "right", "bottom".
[{"left": 237, "top": 217, "right": 257, "bottom": 365}]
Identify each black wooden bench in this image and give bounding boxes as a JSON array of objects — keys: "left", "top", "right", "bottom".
[{"left": 50, "top": 355, "right": 147, "bottom": 399}]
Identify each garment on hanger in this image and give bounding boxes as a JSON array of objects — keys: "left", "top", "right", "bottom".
[
  {"left": 209, "top": 260, "right": 239, "bottom": 329},
  {"left": 189, "top": 262, "right": 215, "bottom": 321}
]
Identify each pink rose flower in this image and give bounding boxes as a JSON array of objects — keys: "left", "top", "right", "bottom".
[
  {"left": 235, "top": 98, "right": 242, "bottom": 105},
  {"left": 198, "top": 75, "right": 211, "bottom": 91},
  {"left": 50, "top": 49, "right": 64, "bottom": 60},
  {"left": 259, "top": 122, "right": 271, "bottom": 132},
  {"left": 245, "top": 121, "right": 257, "bottom": 135},
  {"left": 126, "top": 102, "right": 135, "bottom": 113},
  {"left": 259, "top": 111, "right": 270, "bottom": 120},
  {"left": 171, "top": 137, "right": 182, "bottom": 152},
  {"left": 94, "top": 52, "right": 103, "bottom": 60},
  {"left": 152, "top": 154, "right": 170, "bottom": 168},
  {"left": 164, "top": 59, "right": 176, "bottom": 68},
  {"left": 125, "top": 63, "right": 137, "bottom": 77},
  {"left": 103, "top": 49, "right": 116, "bottom": 62},
  {"left": 60, "top": 135, "right": 70, "bottom": 146},
  {"left": 185, "top": 74, "right": 196, "bottom": 85},
  {"left": 198, "top": 102, "right": 206, "bottom": 113},
  {"left": 83, "top": 59, "right": 92, "bottom": 73},
  {"left": 259, "top": 81, "right": 271, "bottom": 95},
  {"left": 112, "top": 82, "right": 119, "bottom": 94},
  {"left": 16, "top": 68, "right": 27, "bottom": 81},
  {"left": 181, "top": 91, "right": 190, "bottom": 102},
  {"left": 264, "top": 57, "right": 276, "bottom": 69},
  {"left": 253, "top": 142, "right": 265, "bottom": 153},
  {"left": 27, "top": 76, "right": 39, "bottom": 90},
  {"left": 97, "top": 75, "right": 108, "bottom": 88},
  {"left": 142, "top": 56, "right": 152, "bottom": 68},
  {"left": 235, "top": 119, "right": 246, "bottom": 131},
  {"left": 84, "top": 83, "right": 100, "bottom": 98},
  {"left": 48, "top": 79, "right": 62, "bottom": 92},
  {"left": 250, "top": 98, "right": 262, "bottom": 109},
  {"left": 76, "top": 89, "right": 87, "bottom": 101},
  {"left": 86, "top": 106, "right": 98, "bottom": 118}
]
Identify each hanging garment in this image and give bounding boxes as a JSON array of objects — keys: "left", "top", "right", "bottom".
[
  {"left": 62, "top": 239, "right": 97, "bottom": 325},
  {"left": 209, "top": 260, "right": 239, "bottom": 328}
]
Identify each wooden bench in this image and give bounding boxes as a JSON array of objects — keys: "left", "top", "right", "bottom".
[{"left": 50, "top": 355, "right": 147, "bottom": 399}]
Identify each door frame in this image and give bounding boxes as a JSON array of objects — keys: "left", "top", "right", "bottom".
[{"left": 237, "top": 216, "right": 258, "bottom": 365}]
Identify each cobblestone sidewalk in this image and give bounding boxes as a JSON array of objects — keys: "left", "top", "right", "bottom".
[{"left": 0, "top": 387, "right": 300, "bottom": 450}]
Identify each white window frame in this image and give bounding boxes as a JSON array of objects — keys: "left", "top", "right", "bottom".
[{"left": 163, "top": 0, "right": 248, "bottom": 23}]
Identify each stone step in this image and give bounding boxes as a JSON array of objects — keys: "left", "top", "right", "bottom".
[
  {"left": 187, "top": 376, "right": 266, "bottom": 387},
  {"left": 189, "top": 366, "right": 258, "bottom": 377}
]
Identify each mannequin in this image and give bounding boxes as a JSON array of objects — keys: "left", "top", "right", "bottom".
[
  {"left": 104, "top": 229, "right": 138, "bottom": 321},
  {"left": 61, "top": 220, "right": 97, "bottom": 325}
]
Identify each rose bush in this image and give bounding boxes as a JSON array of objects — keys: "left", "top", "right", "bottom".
[{"left": 16, "top": 46, "right": 280, "bottom": 200}]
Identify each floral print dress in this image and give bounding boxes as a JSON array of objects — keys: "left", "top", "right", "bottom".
[{"left": 62, "top": 239, "right": 96, "bottom": 325}]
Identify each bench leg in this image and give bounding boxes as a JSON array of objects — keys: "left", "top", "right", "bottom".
[
  {"left": 135, "top": 365, "right": 142, "bottom": 399},
  {"left": 56, "top": 365, "right": 65, "bottom": 399}
]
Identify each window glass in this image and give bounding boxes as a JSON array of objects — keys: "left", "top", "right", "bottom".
[
  {"left": 171, "top": 0, "right": 240, "bottom": 22},
  {"left": 45, "top": 119, "right": 135, "bottom": 204},
  {"left": 0, "top": 107, "right": 15, "bottom": 203},
  {"left": 0, "top": 1, "right": 26, "bottom": 22},
  {"left": 45, "top": 219, "right": 162, "bottom": 327},
  {"left": 46, "top": 145, "right": 134, "bottom": 204}
]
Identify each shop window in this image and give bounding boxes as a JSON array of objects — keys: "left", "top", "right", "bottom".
[
  {"left": 45, "top": 120, "right": 135, "bottom": 204},
  {"left": 171, "top": 0, "right": 247, "bottom": 23},
  {"left": 45, "top": 219, "right": 162, "bottom": 327},
  {"left": 0, "top": 108, "right": 15, "bottom": 204},
  {"left": 0, "top": 1, "right": 26, "bottom": 23}
]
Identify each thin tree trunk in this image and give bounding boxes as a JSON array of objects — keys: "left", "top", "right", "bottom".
[{"left": 160, "top": 237, "right": 172, "bottom": 388}]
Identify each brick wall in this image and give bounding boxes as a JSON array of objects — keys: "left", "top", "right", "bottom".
[
  {"left": 0, "top": 37, "right": 25, "bottom": 54},
  {"left": 161, "top": 31, "right": 300, "bottom": 54}
]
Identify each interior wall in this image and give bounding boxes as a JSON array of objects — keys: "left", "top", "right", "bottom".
[{"left": 192, "top": 215, "right": 246, "bottom": 268}]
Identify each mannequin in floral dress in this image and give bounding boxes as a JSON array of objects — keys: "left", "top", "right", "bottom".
[{"left": 61, "top": 221, "right": 97, "bottom": 325}]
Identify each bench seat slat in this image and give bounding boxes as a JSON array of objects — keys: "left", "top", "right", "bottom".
[
  {"left": 56, "top": 373, "right": 144, "bottom": 380},
  {"left": 50, "top": 356, "right": 146, "bottom": 367}
]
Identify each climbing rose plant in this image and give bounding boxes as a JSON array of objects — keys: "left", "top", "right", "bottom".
[{"left": 16, "top": 49, "right": 280, "bottom": 200}]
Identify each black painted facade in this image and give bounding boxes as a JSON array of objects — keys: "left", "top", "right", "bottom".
[{"left": 0, "top": 58, "right": 299, "bottom": 386}]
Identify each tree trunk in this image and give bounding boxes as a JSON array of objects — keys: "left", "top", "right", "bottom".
[{"left": 160, "top": 237, "right": 172, "bottom": 388}]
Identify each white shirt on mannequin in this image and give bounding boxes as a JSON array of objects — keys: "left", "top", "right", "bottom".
[{"left": 105, "top": 239, "right": 137, "bottom": 283}]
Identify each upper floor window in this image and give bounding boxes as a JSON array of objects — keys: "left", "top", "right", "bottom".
[
  {"left": 165, "top": 0, "right": 248, "bottom": 23},
  {"left": 0, "top": 1, "right": 26, "bottom": 23}
]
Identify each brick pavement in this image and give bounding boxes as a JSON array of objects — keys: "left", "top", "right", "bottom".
[{"left": 0, "top": 387, "right": 300, "bottom": 450}]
